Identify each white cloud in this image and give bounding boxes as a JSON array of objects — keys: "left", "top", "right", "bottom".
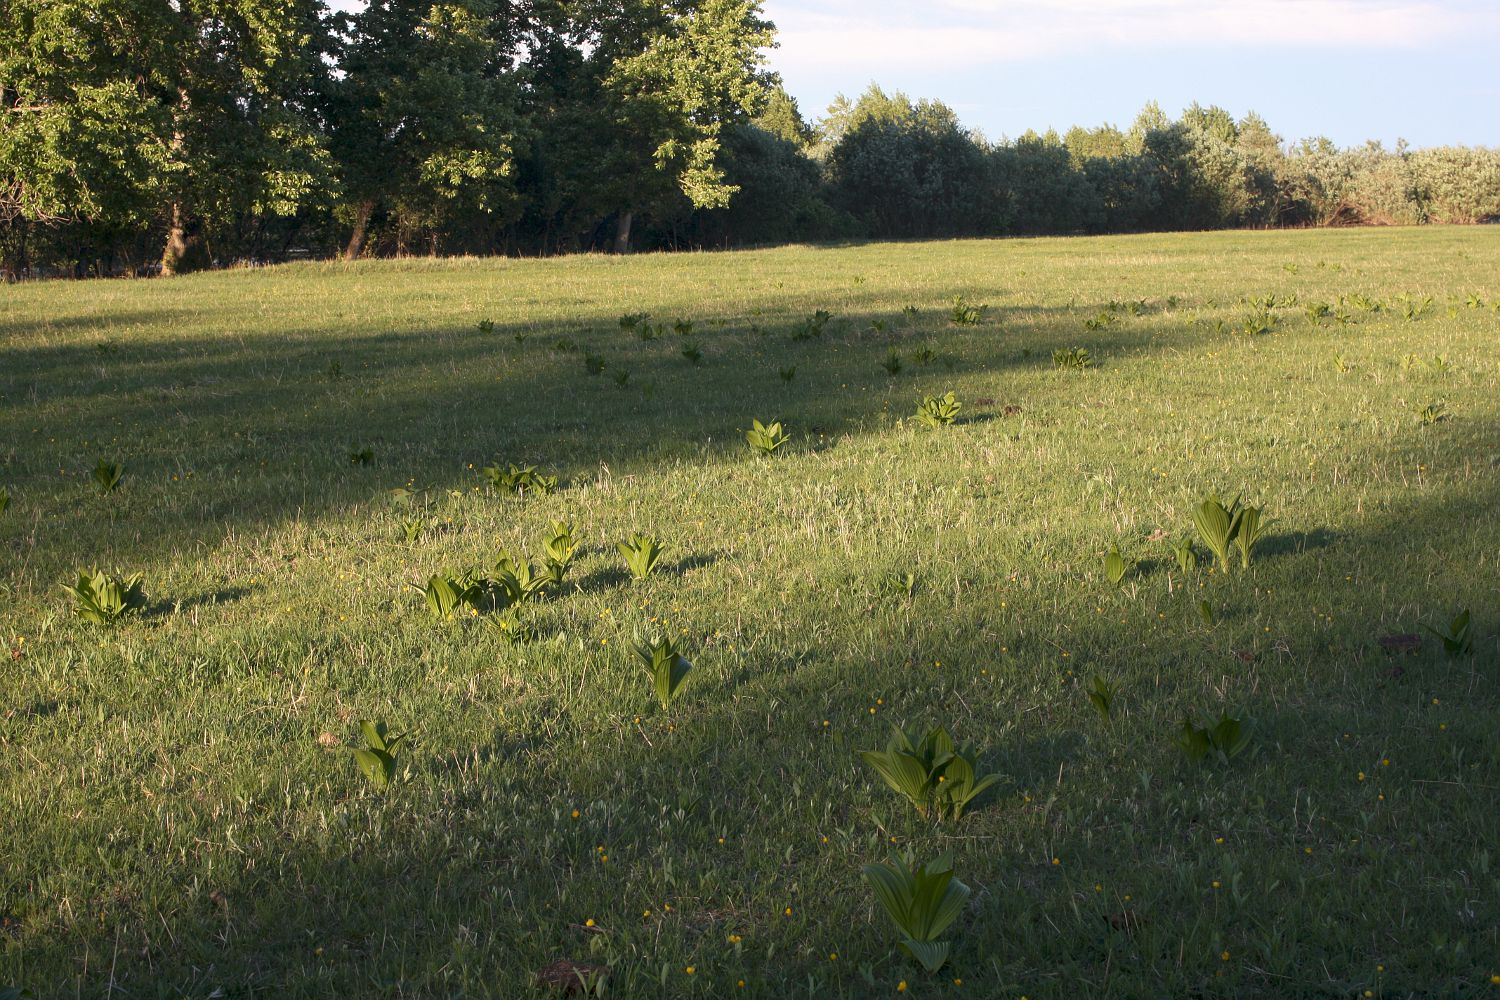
[{"left": 764, "top": 0, "right": 1495, "bottom": 76}]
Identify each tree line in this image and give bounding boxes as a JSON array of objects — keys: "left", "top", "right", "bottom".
[{"left": 3, "top": 0, "right": 1497, "bottom": 278}]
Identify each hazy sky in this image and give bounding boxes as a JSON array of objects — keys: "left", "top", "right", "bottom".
[{"left": 762, "top": 0, "right": 1500, "bottom": 147}]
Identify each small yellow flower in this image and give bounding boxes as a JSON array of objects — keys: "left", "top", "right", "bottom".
[
  {"left": 1212, "top": 881, "right": 1221, "bottom": 889},
  {"left": 896, "top": 982, "right": 907, "bottom": 993},
  {"left": 1221, "top": 950, "right": 1230, "bottom": 961},
  {"left": 643, "top": 910, "right": 651, "bottom": 918},
  {"left": 685, "top": 966, "right": 695, "bottom": 975},
  {"left": 571, "top": 809, "right": 580, "bottom": 819},
  {"left": 1052, "top": 857, "right": 1061, "bottom": 866},
  {"left": 585, "top": 919, "right": 595, "bottom": 927},
  {"left": 784, "top": 906, "right": 793, "bottom": 916}
]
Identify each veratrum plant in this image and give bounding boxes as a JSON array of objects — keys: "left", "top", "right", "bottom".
[
  {"left": 746, "top": 419, "right": 790, "bottom": 456},
  {"left": 790, "top": 309, "right": 833, "bottom": 341},
  {"left": 1053, "top": 347, "right": 1092, "bottom": 370},
  {"left": 860, "top": 724, "right": 1000, "bottom": 821},
  {"left": 617, "top": 532, "right": 665, "bottom": 581},
  {"left": 1103, "top": 545, "right": 1131, "bottom": 587},
  {"left": 485, "top": 606, "right": 538, "bottom": 645},
  {"left": 0, "top": 485, "right": 10, "bottom": 515},
  {"left": 949, "top": 296, "right": 987, "bottom": 326},
  {"left": 1422, "top": 608, "right": 1472, "bottom": 657},
  {"left": 1176, "top": 712, "right": 1251, "bottom": 764},
  {"left": 1193, "top": 494, "right": 1269, "bottom": 573},
  {"left": 354, "top": 720, "right": 408, "bottom": 790},
  {"left": 61, "top": 569, "right": 147, "bottom": 625},
  {"left": 876, "top": 571, "right": 917, "bottom": 598},
  {"left": 399, "top": 517, "right": 425, "bottom": 543},
  {"left": 541, "top": 521, "right": 578, "bottom": 586},
  {"left": 413, "top": 573, "right": 478, "bottom": 620},
  {"left": 494, "top": 551, "right": 550, "bottom": 604},
  {"left": 1087, "top": 676, "right": 1116, "bottom": 721},
  {"left": 915, "top": 392, "right": 961, "bottom": 428},
  {"left": 635, "top": 633, "right": 693, "bottom": 709},
  {"left": 1232, "top": 505, "right": 1270, "bottom": 569},
  {"left": 1169, "top": 536, "right": 1198, "bottom": 573},
  {"left": 863, "top": 852, "right": 971, "bottom": 973},
  {"left": 93, "top": 459, "right": 124, "bottom": 494},
  {"left": 880, "top": 349, "right": 903, "bottom": 375},
  {"left": 482, "top": 463, "right": 558, "bottom": 497},
  {"left": 778, "top": 366, "right": 796, "bottom": 383}
]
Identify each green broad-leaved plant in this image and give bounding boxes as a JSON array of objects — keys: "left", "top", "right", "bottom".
[
  {"left": 746, "top": 419, "right": 790, "bottom": 456},
  {"left": 485, "top": 606, "right": 538, "bottom": 645},
  {"left": 617, "top": 532, "right": 664, "bottom": 581},
  {"left": 1087, "top": 676, "right": 1116, "bottom": 721},
  {"left": 1193, "top": 494, "right": 1270, "bottom": 574},
  {"left": 399, "top": 517, "right": 425, "bottom": 543},
  {"left": 0, "top": 485, "right": 10, "bottom": 515},
  {"left": 860, "top": 724, "right": 1000, "bottom": 821},
  {"left": 1103, "top": 545, "right": 1131, "bottom": 587},
  {"left": 413, "top": 572, "right": 479, "bottom": 620},
  {"left": 1053, "top": 346, "right": 1092, "bottom": 369},
  {"left": 494, "top": 551, "right": 550, "bottom": 604},
  {"left": 1421, "top": 608, "right": 1472, "bottom": 657},
  {"left": 880, "top": 349, "right": 903, "bottom": 375},
  {"left": 1232, "top": 505, "right": 1270, "bottom": 569},
  {"left": 1169, "top": 536, "right": 1198, "bottom": 573},
  {"left": 541, "top": 521, "right": 578, "bottom": 586},
  {"left": 93, "top": 459, "right": 124, "bottom": 495},
  {"left": 62, "top": 568, "right": 147, "bottom": 625},
  {"left": 635, "top": 633, "right": 692, "bottom": 709},
  {"left": 915, "top": 392, "right": 961, "bottom": 428},
  {"left": 863, "top": 852, "right": 971, "bottom": 973},
  {"left": 1176, "top": 712, "right": 1251, "bottom": 763},
  {"left": 482, "top": 463, "right": 558, "bottom": 497},
  {"left": 354, "top": 720, "right": 408, "bottom": 790},
  {"left": 949, "top": 296, "right": 987, "bottom": 326}
]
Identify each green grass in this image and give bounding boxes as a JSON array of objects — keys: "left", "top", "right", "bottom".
[{"left": 1, "top": 228, "right": 1498, "bottom": 998}]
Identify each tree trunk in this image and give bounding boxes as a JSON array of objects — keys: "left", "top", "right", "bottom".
[
  {"left": 161, "top": 202, "right": 208, "bottom": 276},
  {"left": 344, "top": 199, "right": 375, "bottom": 261},
  {"left": 613, "top": 210, "right": 633, "bottom": 254}
]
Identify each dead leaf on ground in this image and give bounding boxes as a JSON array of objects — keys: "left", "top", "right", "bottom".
[
  {"left": 1378, "top": 633, "right": 1422, "bottom": 655},
  {"left": 537, "top": 959, "right": 607, "bottom": 995},
  {"left": 1105, "top": 910, "right": 1147, "bottom": 933}
]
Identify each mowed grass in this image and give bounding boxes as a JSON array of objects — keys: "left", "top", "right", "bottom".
[{"left": 1, "top": 228, "right": 1498, "bottom": 998}]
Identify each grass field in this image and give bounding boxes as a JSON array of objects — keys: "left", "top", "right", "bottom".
[{"left": 2, "top": 227, "right": 1498, "bottom": 998}]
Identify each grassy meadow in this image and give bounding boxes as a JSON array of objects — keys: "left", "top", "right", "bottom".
[{"left": 1, "top": 227, "right": 1499, "bottom": 998}]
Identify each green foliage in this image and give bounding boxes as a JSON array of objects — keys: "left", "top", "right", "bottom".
[
  {"left": 617, "top": 532, "right": 665, "bottom": 581},
  {"left": 1087, "top": 676, "right": 1116, "bottom": 720},
  {"left": 484, "top": 606, "right": 538, "bottom": 645},
  {"left": 349, "top": 447, "right": 374, "bottom": 466},
  {"left": 635, "top": 633, "right": 693, "bottom": 709},
  {"left": 860, "top": 724, "right": 1000, "bottom": 821},
  {"left": 0, "top": 486, "right": 9, "bottom": 516},
  {"left": 619, "top": 313, "right": 648, "bottom": 331},
  {"left": 911, "top": 346, "right": 936, "bottom": 366},
  {"left": 584, "top": 354, "right": 606, "bottom": 375},
  {"left": 778, "top": 366, "right": 796, "bottom": 383},
  {"left": 949, "top": 296, "right": 987, "bottom": 326},
  {"left": 1415, "top": 400, "right": 1449, "bottom": 425},
  {"left": 1176, "top": 712, "right": 1252, "bottom": 763},
  {"left": 477, "top": 319, "right": 495, "bottom": 334},
  {"left": 1192, "top": 494, "right": 1270, "bottom": 573},
  {"left": 1083, "top": 311, "right": 1115, "bottom": 331},
  {"left": 493, "top": 551, "right": 550, "bottom": 605},
  {"left": 354, "top": 720, "right": 408, "bottom": 791},
  {"left": 92, "top": 459, "right": 124, "bottom": 495},
  {"left": 673, "top": 318, "right": 694, "bottom": 336},
  {"left": 61, "top": 568, "right": 146, "bottom": 625},
  {"left": 1198, "top": 600, "right": 1216, "bottom": 626},
  {"left": 1169, "top": 536, "right": 1198, "bottom": 573},
  {"left": 791, "top": 310, "right": 832, "bottom": 341},
  {"left": 862, "top": 852, "right": 970, "bottom": 973},
  {"left": 876, "top": 571, "right": 917, "bottom": 598},
  {"left": 880, "top": 349, "right": 903, "bottom": 375},
  {"left": 914, "top": 392, "right": 961, "bottom": 428},
  {"left": 1421, "top": 608, "right": 1472, "bottom": 657},
  {"left": 1053, "top": 347, "right": 1093, "bottom": 369},
  {"left": 413, "top": 573, "right": 479, "bottom": 621},
  {"left": 680, "top": 341, "right": 703, "bottom": 364},
  {"left": 1103, "top": 545, "right": 1131, "bottom": 586},
  {"left": 482, "top": 463, "right": 557, "bottom": 498},
  {"left": 746, "top": 419, "right": 790, "bottom": 456},
  {"left": 541, "top": 521, "right": 578, "bottom": 587},
  {"left": 399, "top": 517, "right": 425, "bottom": 543}
]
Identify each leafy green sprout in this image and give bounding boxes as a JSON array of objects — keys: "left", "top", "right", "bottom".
[
  {"left": 914, "top": 392, "right": 961, "bottom": 428},
  {"left": 1192, "top": 494, "right": 1270, "bottom": 573},
  {"left": 1103, "top": 544, "right": 1131, "bottom": 587},
  {"left": 1176, "top": 712, "right": 1251, "bottom": 763},
  {"left": 1087, "top": 677, "right": 1116, "bottom": 721},
  {"left": 863, "top": 852, "right": 971, "bottom": 973},
  {"left": 61, "top": 568, "right": 147, "bottom": 625},
  {"left": 860, "top": 724, "right": 1001, "bottom": 821},
  {"left": 354, "top": 720, "right": 408, "bottom": 790},
  {"left": 745, "top": 419, "right": 790, "bottom": 456},
  {"left": 617, "top": 532, "right": 665, "bottom": 581},
  {"left": 1421, "top": 608, "right": 1472, "bottom": 657},
  {"left": 93, "top": 459, "right": 124, "bottom": 495},
  {"left": 635, "top": 633, "right": 693, "bottom": 709}
]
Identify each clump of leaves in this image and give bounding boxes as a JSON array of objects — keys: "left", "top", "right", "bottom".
[
  {"left": 493, "top": 551, "right": 551, "bottom": 605},
  {"left": 61, "top": 569, "right": 146, "bottom": 625},
  {"left": 1239, "top": 312, "right": 1276, "bottom": 336},
  {"left": 1083, "top": 310, "right": 1115, "bottom": 331},
  {"left": 413, "top": 572, "right": 481, "bottom": 620},
  {"left": 876, "top": 571, "right": 917, "bottom": 598},
  {"left": 93, "top": 459, "right": 124, "bottom": 495},
  {"left": 584, "top": 354, "right": 606, "bottom": 375},
  {"left": 1176, "top": 712, "right": 1251, "bottom": 763},
  {"left": 635, "top": 632, "right": 693, "bottom": 709},
  {"left": 1421, "top": 608, "right": 1472, "bottom": 657},
  {"left": 680, "top": 341, "right": 703, "bottom": 364},
  {"left": 746, "top": 419, "right": 790, "bottom": 456},
  {"left": 482, "top": 463, "right": 558, "bottom": 497},
  {"left": 399, "top": 517, "right": 425, "bottom": 543},
  {"left": 1168, "top": 536, "right": 1197, "bottom": 573},
  {"left": 911, "top": 346, "right": 936, "bottom": 366},
  {"left": 778, "top": 366, "right": 796, "bottom": 383},
  {"left": 1053, "top": 346, "right": 1092, "bottom": 370},
  {"left": 541, "top": 520, "right": 578, "bottom": 587},
  {"left": 863, "top": 852, "right": 970, "bottom": 973},
  {"left": 477, "top": 318, "right": 495, "bottom": 334},
  {"left": 612, "top": 370, "right": 631, "bottom": 388},
  {"left": 618, "top": 312, "right": 648, "bottom": 331},
  {"left": 1192, "top": 494, "right": 1269, "bottom": 573},
  {"left": 914, "top": 391, "right": 961, "bottom": 428},
  {"left": 0, "top": 486, "right": 9, "bottom": 515},
  {"left": 354, "top": 720, "right": 408, "bottom": 791},
  {"left": 860, "top": 724, "right": 1000, "bottom": 821},
  {"left": 880, "top": 349, "right": 903, "bottom": 375},
  {"left": 791, "top": 309, "right": 832, "bottom": 341},
  {"left": 1087, "top": 677, "right": 1116, "bottom": 720},
  {"left": 949, "top": 296, "right": 987, "bottom": 326},
  {"left": 552, "top": 337, "right": 579, "bottom": 353},
  {"left": 673, "top": 318, "right": 694, "bottom": 336},
  {"left": 484, "top": 606, "right": 538, "bottom": 645},
  {"left": 1415, "top": 400, "right": 1449, "bottom": 426},
  {"left": 1198, "top": 600, "right": 1215, "bottom": 626},
  {"left": 349, "top": 447, "right": 374, "bottom": 466},
  {"left": 617, "top": 532, "right": 664, "bottom": 581},
  {"left": 1103, "top": 545, "right": 1132, "bottom": 587}
]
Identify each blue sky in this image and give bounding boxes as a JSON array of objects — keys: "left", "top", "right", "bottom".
[{"left": 761, "top": 0, "right": 1499, "bottom": 148}]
